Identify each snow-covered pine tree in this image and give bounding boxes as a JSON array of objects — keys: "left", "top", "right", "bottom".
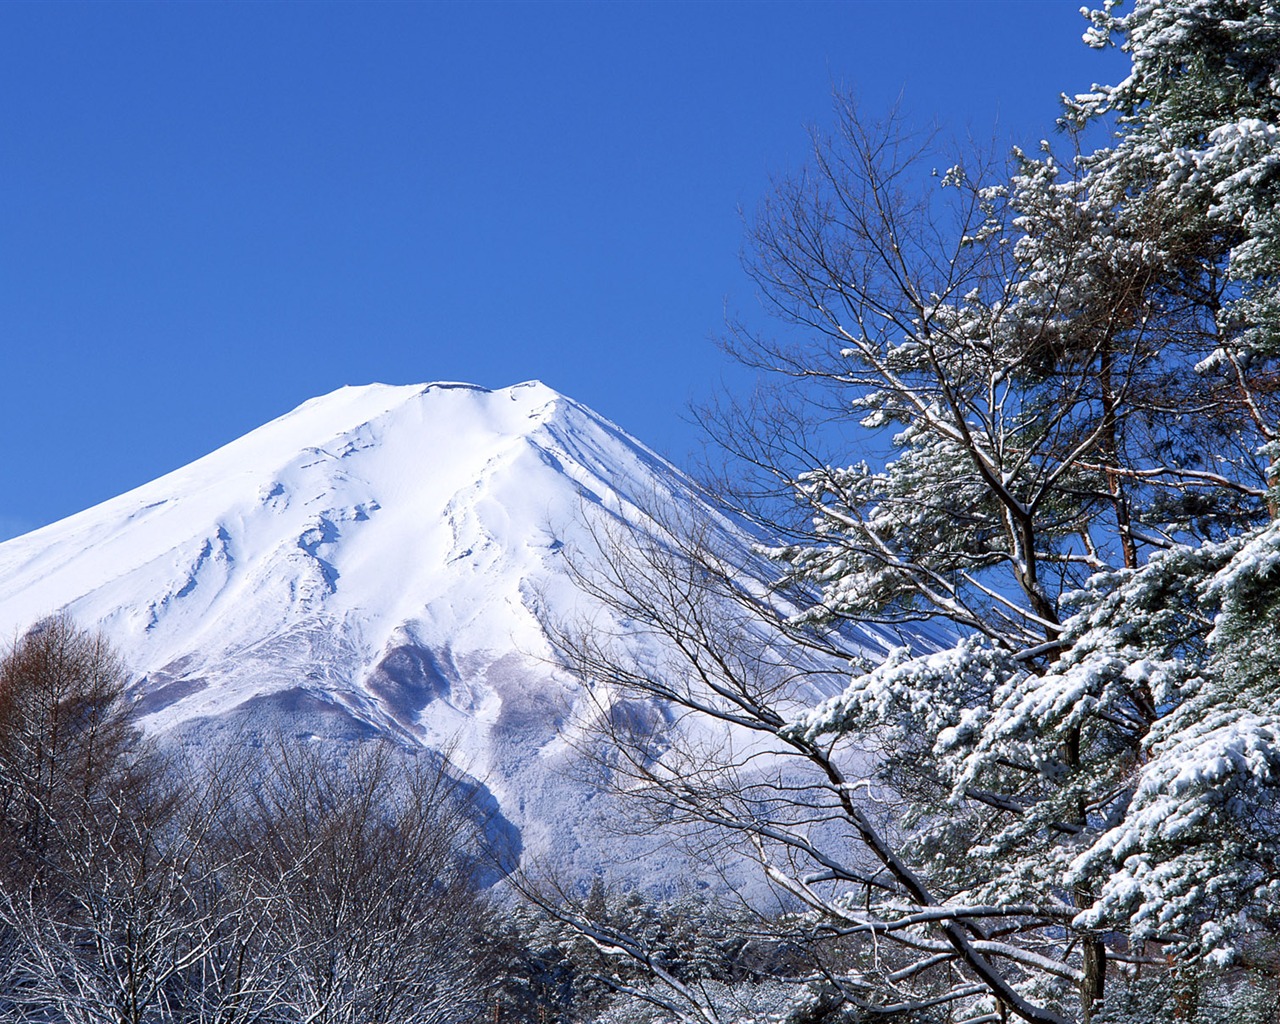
[
  {"left": 765, "top": 1, "right": 1280, "bottom": 1019},
  {"left": 555, "top": 4, "right": 1280, "bottom": 1023},
  {"left": 1074, "top": 0, "right": 1280, "bottom": 398}
]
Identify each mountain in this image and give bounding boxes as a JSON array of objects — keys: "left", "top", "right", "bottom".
[{"left": 0, "top": 381, "right": 896, "bottom": 886}]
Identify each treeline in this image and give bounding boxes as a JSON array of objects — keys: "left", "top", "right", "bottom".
[
  {"left": 0, "top": 616, "right": 802, "bottom": 1024},
  {"left": 0, "top": 616, "right": 495, "bottom": 1024}
]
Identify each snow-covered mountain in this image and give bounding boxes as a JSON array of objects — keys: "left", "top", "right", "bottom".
[{"left": 0, "top": 381, "right": 890, "bottom": 885}]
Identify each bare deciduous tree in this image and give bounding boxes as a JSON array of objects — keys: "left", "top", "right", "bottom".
[
  {"left": 548, "top": 502, "right": 1092, "bottom": 1024},
  {"left": 222, "top": 739, "right": 493, "bottom": 1024},
  {"left": 0, "top": 620, "right": 498, "bottom": 1024}
]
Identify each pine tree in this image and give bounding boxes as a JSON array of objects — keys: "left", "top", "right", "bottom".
[
  {"left": 559, "top": 4, "right": 1280, "bottom": 1022},
  {"left": 766, "top": 1, "right": 1280, "bottom": 1016}
]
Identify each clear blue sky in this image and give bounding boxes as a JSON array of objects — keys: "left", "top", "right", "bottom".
[{"left": 0, "top": 1, "right": 1128, "bottom": 541}]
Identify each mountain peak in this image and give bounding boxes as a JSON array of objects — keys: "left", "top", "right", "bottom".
[
  {"left": 0, "top": 378, "right": 664, "bottom": 676},
  {"left": 0, "top": 381, "right": 749, "bottom": 885}
]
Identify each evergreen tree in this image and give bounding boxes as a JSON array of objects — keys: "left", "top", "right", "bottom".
[{"left": 558, "top": 4, "right": 1280, "bottom": 1022}]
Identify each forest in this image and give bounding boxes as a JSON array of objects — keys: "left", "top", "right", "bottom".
[{"left": 4, "top": 2, "right": 1280, "bottom": 1022}]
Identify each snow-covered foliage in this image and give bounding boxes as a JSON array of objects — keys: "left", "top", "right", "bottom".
[
  {"left": 575, "top": 3, "right": 1280, "bottom": 1023},
  {"left": 757, "top": 2, "right": 1280, "bottom": 1018},
  {"left": 1075, "top": 0, "right": 1280, "bottom": 373},
  {"left": 1070, "top": 522, "right": 1280, "bottom": 959},
  {"left": 792, "top": 521, "right": 1280, "bottom": 968}
]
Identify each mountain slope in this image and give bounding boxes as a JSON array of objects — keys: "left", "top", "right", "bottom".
[{"left": 0, "top": 381, "right": 893, "bottom": 884}]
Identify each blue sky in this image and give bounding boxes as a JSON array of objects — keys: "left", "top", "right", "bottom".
[{"left": 0, "top": 1, "right": 1128, "bottom": 541}]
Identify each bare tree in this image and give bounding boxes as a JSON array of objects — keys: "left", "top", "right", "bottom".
[
  {"left": 710, "top": 98, "right": 1271, "bottom": 648},
  {"left": 548, "top": 500, "right": 1102, "bottom": 1024},
  {"left": 0, "top": 617, "right": 238, "bottom": 1024},
  {"left": 0, "top": 621, "right": 497, "bottom": 1024},
  {"left": 0, "top": 615, "right": 140, "bottom": 867},
  {"left": 223, "top": 739, "right": 493, "bottom": 1024}
]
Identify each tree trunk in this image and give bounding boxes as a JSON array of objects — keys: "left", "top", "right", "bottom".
[{"left": 1080, "top": 935, "right": 1106, "bottom": 1023}]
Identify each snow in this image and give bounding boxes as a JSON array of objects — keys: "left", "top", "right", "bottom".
[
  {"left": 3, "top": 383, "right": 614, "bottom": 686},
  {"left": 0, "top": 380, "right": 853, "bottom": 890}
]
